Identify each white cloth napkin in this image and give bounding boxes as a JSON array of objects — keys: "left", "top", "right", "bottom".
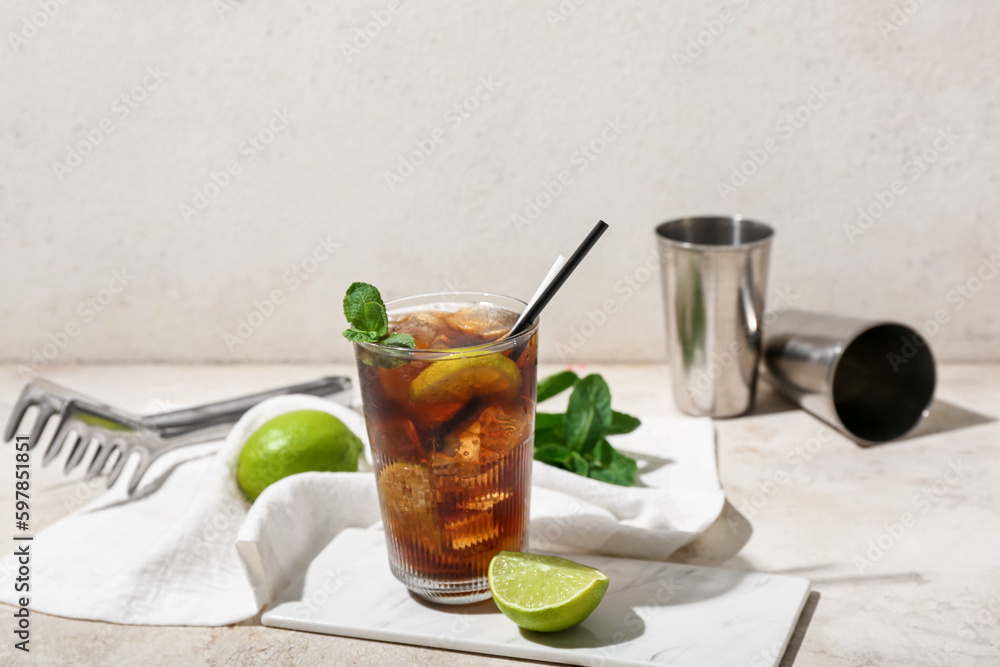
[{"left": 0, "top": 395, "right": 722, "bottom": 626}]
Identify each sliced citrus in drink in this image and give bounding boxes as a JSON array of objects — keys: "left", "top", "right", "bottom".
[
  {"left": 378, "top": 460, "right": 440, "bottom": 550},
  {"left": 409, "top": 354, "right": 521, "bottom": 404},
  {"left": 488, "top": 551, "right": 609, "bottom": 632}
]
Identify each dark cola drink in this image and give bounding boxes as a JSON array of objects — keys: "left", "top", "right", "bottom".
[{"left": 353, "top": 293, "right": 537, "bottom": 604}]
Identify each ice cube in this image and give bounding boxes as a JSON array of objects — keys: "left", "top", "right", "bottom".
[
  {"left": 378, "top": 461, "right": 440, "bottom": 550},
  {"left": 379, "top": 461, "right": 434, "bottom": 511},
  {"left": 446, "top": 421, "right": 482, "bottom": 460},
  {"left": 476, "top": 404, "right": 527, "bottom": 458},
  {"left": 432, "top": 421, "right": 481, "bottom": 475},
  {"left": 377, "top": 364, "right": 421, "bottom": 403},
  {"left": 369, "top": 418, "right": 421, "bottom": 460},
  {"left": 429, "top": 333, "right": 462, "bottom": 349},
  {"left": 461, "top": 490, "right": 511, "bottom": 511},
  {"left": 388, "top": 316, "right": 438, "bottom": 349},
  {"left": 413, "top": 400, "right": 464, "bottom": 431},
  {"left": 443, "top": 513, "right": 498, "bottom": 550},
  {"left": 412, "top": 311, "right": 449, "bottom": 328},
  {"left": 444, "top": 305, "right": 517, "bottom": 340}
]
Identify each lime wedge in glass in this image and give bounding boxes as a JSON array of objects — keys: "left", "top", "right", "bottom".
[
  {"left": 488, "top": 551, "right": 609, "bottom": 632},
  {"left": 409, "top": 354, "right": 521, "bottom": 404}
]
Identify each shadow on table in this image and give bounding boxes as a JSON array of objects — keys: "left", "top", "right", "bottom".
[
  {"left": 745, "top": 390, "right": 995, "bottom": 448},
  {"left": 808, "top": 571, "right": 928, "bottom": 587},
  {"left": 888, "top": 398, "right": 996, "bottom": 444},
  {"left": 86, "top": 450, "right": 218, "bottom": 512},
  {"left": 410, "top": 595, "right": 500, "bottom": 615},
  {"left": 631, "top": 452, "right": 676, "bottom": 486},
  {"left": 745, "top": 384, "right": 799, "bottom": 417},
  {"left": 779, "top": 591, "right": 820, "bottom": 667},
  {"left": 520, "top": 591, "right": 645, "bottom": 649},
  {"left": 667, "top": 499, "right": 753, "bottom": 568}
]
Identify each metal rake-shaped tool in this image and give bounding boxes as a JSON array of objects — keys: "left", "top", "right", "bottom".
[{"left": 4, "top": 376, "right": 352, "bottom": 495}]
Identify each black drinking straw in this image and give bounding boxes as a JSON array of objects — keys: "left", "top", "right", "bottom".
[
  {"left": 508, "top": 220, "right": 610, "bottom": 339},
  {"left": 431, "top": 222, "right": 610, "bottom": 445}
]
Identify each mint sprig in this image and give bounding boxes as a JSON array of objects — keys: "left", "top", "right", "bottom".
[
  {"left": 533, "top": 371, "right": 640, "bottom": 486},
  {"left": 341, "top": 282, "right": 416, "bottom": 348}
]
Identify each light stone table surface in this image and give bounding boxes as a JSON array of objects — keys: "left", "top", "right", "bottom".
[{"left": 0, "top": 363, "right": 997, "bottom": 666}]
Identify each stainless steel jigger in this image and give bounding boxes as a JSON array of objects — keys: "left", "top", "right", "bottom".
[
  {"left": 763, "top": 310, "right": 936, "bottom": 444},
  {"left": 656, "top": 216, "right": 775, "bottom": 417}
]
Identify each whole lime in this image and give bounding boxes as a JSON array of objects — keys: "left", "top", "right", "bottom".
[{"left": 236, "top": 410, "right": 363, "bottom": 501}]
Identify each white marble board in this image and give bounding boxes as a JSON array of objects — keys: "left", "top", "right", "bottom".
[{"left": 263, "top": 529, "right": 811, "bottom": 667}]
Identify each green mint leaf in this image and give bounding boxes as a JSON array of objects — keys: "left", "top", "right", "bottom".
[
  {"left": 534, "top": 372, "right": 638, "bottom": 487},
  {"left": 356, "top": 346, "right": 408, "bottom": 369},
  {"left": 586, "top": 459, "right": 635, "bottom": 485},
  {"left": 360, "top": 303, "right": 387, "bottom": 339},
  {"left": 535, "top": 412, "right": 564, "bottom": 432},
  {"left": 591, "top": 438, "right": 615, "bottom": 468},
  {"left": 606, "top": 410, "right": 641, "bottom": 435},
  {"left": 568, "top": 451, "right": 590, "bottom": 476},
  {"left": 343, "top": 282, "right": 388, "bottom": 337},
  {"left": 537, "top": 370, "right": 580, "bottom": 403},
  {"left": 343, "top": 282, "right": 381, "bottom": 326},
  {"left": 534, "top": 427, "right": 564, "bottom": 449},
  {"left": 606, "top": 448, "right": 638, "bottom": 486},
  {"left": 381, "top": 333, "right": 416, "bottom": 348},
  {"left": 534, "top": 443, "right": 574, "bottom": 468},
  {"left": 342, "top": 328, "right": 380, "bottom": 343},
  {"left": 563, "top": 374, "right": 612, "bottom": 454},
  {"left": 587, "top": 467, "right": 618, "bottom": 484}
]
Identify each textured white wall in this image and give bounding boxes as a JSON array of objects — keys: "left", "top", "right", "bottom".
[{"left": 1, "top": 1, "right": 998, "bottom": 370}]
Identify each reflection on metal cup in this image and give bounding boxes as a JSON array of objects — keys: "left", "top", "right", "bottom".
[
  {"left": 763, "top": 310, "right": 936, "bottom": 444},
  {"left": 656, "top": 215, "right": 775, "bottom": 417}
]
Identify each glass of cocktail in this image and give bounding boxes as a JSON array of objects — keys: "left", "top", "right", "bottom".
[{"left": 352, "top": 292, "right": 538, "bottom": 604}]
